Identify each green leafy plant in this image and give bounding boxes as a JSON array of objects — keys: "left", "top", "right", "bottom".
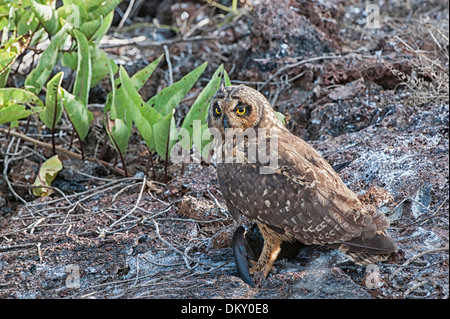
[
  {"left": 0, "top": 1, "right": 233, "bottom": 182},
  {"left": 0, "top": 87, "right": 44, "bottom": 124},
  {"left": 106, "top": 59, "right": 228, "bottom": 178},
  {"left": 0, "top": 0, "right": 120, "bottom": 154}
]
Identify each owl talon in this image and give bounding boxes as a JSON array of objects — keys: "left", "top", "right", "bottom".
[
  {"left": 248, "top": 264, "right": 260, "bottom": 276},
  {"left": 248, "top": 259, "right": 257, "bottom": 267},
  {"left": 248, "top": 223, "right": 282, "bottom": 278},
  {"left": 249, "top": 262, "right": 274, "bottom": 278}
]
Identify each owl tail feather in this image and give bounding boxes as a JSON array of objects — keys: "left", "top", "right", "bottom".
[
  {"left": 330, "top": 232, "right": 397, "bottom": 265},
  {"left": 342, "top": 251, "right": 391, "bottom": 265}
]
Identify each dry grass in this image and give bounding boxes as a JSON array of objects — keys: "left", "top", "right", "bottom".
[{"left": 389, "top": 21, "right": 449, "bottom": 106}]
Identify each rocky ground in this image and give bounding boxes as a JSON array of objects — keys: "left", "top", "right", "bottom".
[{"left": 0, "top": 0, "right": 448, "bottom": 299}]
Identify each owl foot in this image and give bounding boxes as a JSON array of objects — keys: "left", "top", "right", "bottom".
[
  {"left": 248, "top": 259, "right": 257, "bottom": 267},
  {"left": 249, "top": 244, "right": 281, "bottom": 277},
  {"left": 231, "top": 224, "right": 282, "bottom": 286},
  {"left": 249, "top": 223, "right": 283, "bottom": 278},
  {"left": 249, "top": 260, "right": 274, "bottom": 278}
]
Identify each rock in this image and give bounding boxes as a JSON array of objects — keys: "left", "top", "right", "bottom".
[
  {"left": 210, "top": 226, "right": 233, "bottom": 249},
  {"left": 358, "top": 185, "right": 395, "bottom": 209},
  {"left": 411, "top": 181, "right": 432, "bottom": 218},
  {"left": 328, "top": 78, "right": 365, "bottom": 101},
  {"left": 177, "top": 195, "right": 216, "bottom": 220}
]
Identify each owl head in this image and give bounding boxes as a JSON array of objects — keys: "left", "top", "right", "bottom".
[{"left": 208, "top": 85, "right": 279, "bottom": 134}]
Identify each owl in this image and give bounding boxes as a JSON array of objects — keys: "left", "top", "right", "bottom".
[{"left": 208, "top": 84, "right": 397, "bottom": 279}]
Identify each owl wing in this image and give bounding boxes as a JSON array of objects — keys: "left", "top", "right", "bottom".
[{"left": 238, "top": 129, "right": 385, "bottom": 247}]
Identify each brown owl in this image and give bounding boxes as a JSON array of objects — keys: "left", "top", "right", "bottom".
[{"left": 208, "top": 84, "right": 397, "bottom": 279}]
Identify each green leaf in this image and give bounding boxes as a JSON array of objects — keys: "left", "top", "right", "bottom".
[
  {"left": 60, "top": 87, "right": 93, "bottom": 140},
  {"left": 103, "top": 59, "right": 116, "bottom": 117},
  {"left": 90, "top": 45, "right": 117, "bottom": 87},
  {"left": 57, "top": 1, "right": 86, "bottom": 29},
  {"left": 107, "top": 56, "right": 164, "bottom": 149},
  {"left": 117, "top": 66, "right": 141, "bottom": 124},
  {"left": 130, "top": 54, "right": 164, "bottom": 90},
  {"left": 275, "top": 111, "right": 286, "bottom": 125},
  {"left": 30, "top": 0, "right": 58, "bottom": 36},
  {"left": 24, "top": 24, "right": 69, "bottom": 95},
  {"left": 147, "top": 61, "right": 207, "bottom": 116},
  {"left": 0, "top": 88, "right": 44, "bottom": 124},
  {"left": 105, "top": 116, "right": 129, "bottom": 155},
  {"left": 91, "top": 11, "right": 113, "bottom": 43},
  {"left": 99, "top": 55, "right": 163, "bottom": 157},
  {"left": 0, "top": 50, "right": 16, "bottom": 88},
  {"left": 0, "top": 17, "right": 8, "bottom": 31},
  {"left": 109, "top": 70, "right": 131, "bottom": 125},
  {"left": 0, "top": 51, "right": 16, "bottom": 72},
  {"left": 181, "top": 64, "right": 223, "bottom": 150},
  {"left": 61, "top": 51, "right": 77, "bottom": 70},
  {"left": 119, "top": 66, "right": 154, "bottom": 150},
  {"left": 140, "top": 101, "right": 163, "bottom": 126},
  {"left": 1, "top": 5, "right": 14, "bottom": 45},
  {"left": 32, "top": 155, "right": 63, "bottom": 197},
  {"left": 153, "top": 110, "right": 176, "bottom": 160},
  {"left": 195, "top": 122, "right": 213, "bottom": 160},
  {"left": 103, "top": 59, "right": 131, "bottom": 155},
  {"left": 16, "top": 10, "right": 39, "bottom": 37},
  {"left": 72, "top": 29, "right": 91, "bottom": 106},
  {"left": 223, "top": 69, "right": 232, "bottom": 87},
  {"left": 40, "top": 71, "right": 64, "bottom": 129},
  {"left": 86, "top": 0, "right": 122, "bottom": 21},
  {"left": 79, "top": 19, "right": 101, "bottom": 39},
  {"left": 1, "top": 34, "right": 31, "bottom": 87}
]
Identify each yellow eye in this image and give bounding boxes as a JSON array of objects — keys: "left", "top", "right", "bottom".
[
  {"left": 236, "top": 107, "right": 247, "bottom": 115},
  {"left": 215, "top": 107, "right": 221, "bottom": 115}
]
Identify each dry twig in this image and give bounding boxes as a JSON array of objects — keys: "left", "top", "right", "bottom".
[
  {"left": 0, "top": 128, "right": 126, "bottom": 176},
  {"left": 390, "top": 246, "right": 449, "bottom": 280},
  {"left": 99, "top": 176, "right": 147, "bottom": 236}
]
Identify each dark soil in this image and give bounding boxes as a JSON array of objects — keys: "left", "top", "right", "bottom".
[{"left": 0, "top": 0, "right": 448, "bottom": 299}]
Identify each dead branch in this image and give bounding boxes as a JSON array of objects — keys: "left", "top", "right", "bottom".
[
  {"left": 98, "top": 177, "right": 147, "bottom": 236},
  {"left": 390, "top": 246, "right": 449, "bottom": 280},
  {"left": 0, "top": 128, "right": 126, "bottom": 176}
]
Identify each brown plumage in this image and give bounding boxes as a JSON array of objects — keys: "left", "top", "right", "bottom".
[{"left": 208, "top": 84, "right": 397, "bottom": 278}]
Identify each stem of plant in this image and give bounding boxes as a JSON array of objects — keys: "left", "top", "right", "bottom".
[
  {"left": 107, "top": 138, "right": 127, "bottom": 176},
  {"left": 146, "top": 148, "right": 156, "bottom": 180},
  {"left": 51, "top": 91, "right": 58, "bottom": 156},
  {"left": 116, "top": 149, "right": 128, "bottom": 177},
  {"left": 26, "top": 22, "right": 41, "bottom": 75},
  {"left": 104, "top": 119, "right": 129, "bottom": 177},
  {"left": 180, "top": 162, "right": 185, "bottom": 176},
  {"left": 74, "top": 130, "right": 85, "bottom": 160},
  {"left": 164, "top": 128, "right": 171, "bottom": 183},
  {"left": 69, "top": 127, "right": 74, "bottom": 150},
  {"left": 0, "top": 128, "right": 127, "bottom": 176},
  {"left": 65, "top": 115, "right": 86, "bottom": 162},
  {"left": 24, "top": 116, "right": 31, "bottom": 135}
]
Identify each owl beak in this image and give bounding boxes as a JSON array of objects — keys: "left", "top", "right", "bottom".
[{"left": 223, "top": 115, "right": 229, "bottom": 129}]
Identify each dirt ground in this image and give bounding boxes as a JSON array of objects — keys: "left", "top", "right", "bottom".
[{"left": 0, "top": 0, "right": 448, "bottom": 299}]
